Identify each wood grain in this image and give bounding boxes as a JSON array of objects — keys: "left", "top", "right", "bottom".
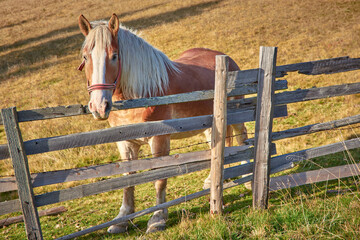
[
  {"left": 252, "top": 47, "right": 277, "bottom": 209},
  {"left": 0, "top": 145, "right": 250, "bottom": 193},
  {"left": 210, "top": 55, "right": 228, "bottom": 214},
  {"left": 245, "top": 114, "right": 360, "bottom": 145},
  {"left": 0, "top": 81, "right": 287, "bottom": 125},
  {"left": 1, "top": 107, "right": 43, "bottom": 240},
  {"left": 228, "top": 82, "right": 360, "bottom": 110},
  {"left": 0, "top": 206, "right": 67, "bottom": 227},
  {"left": 269, "top": 163, "right": 360, "bottom": 191}
]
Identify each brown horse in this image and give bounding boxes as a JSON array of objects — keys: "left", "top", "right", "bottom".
[{"left": 78, "top": 14, "right": 248, "bottom": 234}]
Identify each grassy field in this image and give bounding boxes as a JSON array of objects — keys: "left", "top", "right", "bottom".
[{"left": 1, "top": 0, "right": 360, "bottom": 239}]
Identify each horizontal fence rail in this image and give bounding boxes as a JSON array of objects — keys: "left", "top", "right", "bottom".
[
  {"left": 245, "top": 114, "right": 360, "bottom": 145},
  {"left": 0, "top": 106, "right": 287, "bottom": 160},
  {"left": 0, "top": 145, "right": 255, "bottom": 192},
  {"left": 228, "top": 82, "right": 360, "bottom": 109},
  {"left": 0, "top": 144, "right": 277, "bottom": 215},
  {"left": 270, "top": 163, "right": 360, "bottom": 191},
  {"left": 0, "top": 80, "right": 287, "bottom": 125},
  {"left": 275, "top": 56, "right": 360, "bottom": 77}
]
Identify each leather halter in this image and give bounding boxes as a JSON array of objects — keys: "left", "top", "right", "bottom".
[{"left": 77, "top": 58, "right": 121, "bottom": 94}]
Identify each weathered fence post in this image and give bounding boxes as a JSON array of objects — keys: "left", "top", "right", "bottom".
[
  {"left": 210, "top": 55, "right": 229, "bottom": 214},
  {"left": 252, "top": 47, "right": 277, "bottom": 209},
  {"left": 1, "top": 107, "right": 43, "bottom": 240}
]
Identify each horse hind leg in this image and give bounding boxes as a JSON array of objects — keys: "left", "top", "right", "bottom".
[
  {"left": 202, "top": 126, "right": 232, "bottom": 189},
  {"left": 202, "top": 128, "right": 213, "bottom": 189},
  {"left": 202, "top": 124, "right": 251, "bottom": 189},
  {"left": 231, "top": 123, "right": 252, "bottom": 190},
  {"left": 108, "top": 141, "right": 140, "bottom": 234},
  {"left": 200, "top": 125, "right": 231, "bottom": 189},
  {"left": 146, "top": 135, "right": 170, "bottom": 234}
]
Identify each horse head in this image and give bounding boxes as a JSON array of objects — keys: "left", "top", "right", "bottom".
[{"left": 78, "top": 14, "right": 121, "bottom": 120}]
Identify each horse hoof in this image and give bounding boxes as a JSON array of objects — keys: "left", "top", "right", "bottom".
[
  {"left": 107, "top": 223, "right": 128, "bottom": 234},
  {"left": 146, "top": 210, "right": 167, "bottom": 234},
  {"left": 146, "top": 222, "right": 166, "bottom": 233}
]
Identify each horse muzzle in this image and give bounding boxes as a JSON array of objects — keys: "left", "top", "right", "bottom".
[{"left": 88, "top": 99, "right": 112, "bottom": 120}]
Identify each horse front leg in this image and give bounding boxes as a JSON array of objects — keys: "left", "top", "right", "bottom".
[
  {"left": 146, "top": 135, "right": 170, "bottom": 233},
  {"left": 108, "top": 141, "right": 140, "bottom": 234}
]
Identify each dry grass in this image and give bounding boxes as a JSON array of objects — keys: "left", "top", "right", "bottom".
[
  {"left": 0, "top": 0, "right": 359, "bottom": 174},
  {"left": 0, "top": 0, "right": 360, "bottom": 238}
]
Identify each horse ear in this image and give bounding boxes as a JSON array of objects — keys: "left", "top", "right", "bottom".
[
  {"left": 79, "top": 14, "right": 92, "bottom": 36},
  {"left": 108, "top": 13, "right": 119, "bottom": 37}
]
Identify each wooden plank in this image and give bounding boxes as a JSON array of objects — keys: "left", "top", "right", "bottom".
[
  {"left": 210, "top": 55, "right": 228, "bottom": 214},
  {"left": 0, "top": 105, "right": 287, "bottom": 161},
  {"left": 224, "top": 143, "right": 277, "bottom": 180},
  {"left": 271, "top": 138, "right": 360, "bottom": 170},
  {"left": 0, "top": 199, "right": 20, "bottom": 216},
  {"left": 252, "top": 46, "right": 277, "bottom": 209},
  {"left": 229, "top": 57, "right": 360, "bottom": 86},
  {"left": 0, "top": 145, "right": 250, "bottom": 193},
  {"left": 0, "top": 206, "right": 67, "bottom": 227},
  {"left": 276, "top": 56, "right": 360, "bottom": 77},
  {"left": 0, "top": 81, "right": 287, "bottom": 125},
  {"left": 228, "top": 82, "right": 360, "bottom": 110},
  {"left": 245, "top": 114, "right": 360, "bottom": 145},
  {"left": 227, "top": 57, "right": 360, "bottom": 85},
  {"left": 0, "top": 144, "right": 9, "bottom": 160},
  {"left": 269, "top": 163, "right": 360, "bottom": 191},
  {"left": 274, "top": 82, "right": 360, "bottom": 105},
  {"left": 1, "top": 107, "right": 43, "bottom": 240},
  {"left": 227, "top": 80, "right": 287, "bottom": 96},
  {"left": 222, "top": 138, "right": 360, "bottom": 183},
  {"left": 34, "top": 162, "right": 207, "bottom": 209},
  {"left": 0, "top": 143, "right": 266, "bottom": 215}
]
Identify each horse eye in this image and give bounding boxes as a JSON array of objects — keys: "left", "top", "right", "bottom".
[
  {"left": 111, "top": 54, "right": 118, "bottom": 61},
  {"left": 83, "top": 55, "right": 88, "bottom": 61}
]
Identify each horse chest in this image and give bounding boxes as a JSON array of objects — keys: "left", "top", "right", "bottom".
[{"left": 108, "top": 109, "right": 145, "bottom": 126}]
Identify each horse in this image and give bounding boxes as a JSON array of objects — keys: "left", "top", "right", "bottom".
[{"left": 77, "top": 13, "right": 248, "bottom": 234}]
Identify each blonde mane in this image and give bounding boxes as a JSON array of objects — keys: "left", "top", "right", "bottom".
[{"left": 82, "top": 21, "right": 180, "bottom": 99}]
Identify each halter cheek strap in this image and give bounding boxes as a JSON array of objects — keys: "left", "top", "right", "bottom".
[
  {"left": 77, "top": 58, "right": 122, "bottom": 94},
  {"left": 77, "top": 60, "right": 85, "bottom": 71}
]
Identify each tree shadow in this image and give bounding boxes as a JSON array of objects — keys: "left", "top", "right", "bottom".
[
  {"left": 0, "top": 0, "right": 220, "bottom": 83},
  {"left": 0, "top": 3, "right": 167, "bottom": 52}
]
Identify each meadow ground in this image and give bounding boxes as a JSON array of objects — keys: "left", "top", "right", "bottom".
[{"left": 0, "top": 0, "right": 360, "bottom": 239}]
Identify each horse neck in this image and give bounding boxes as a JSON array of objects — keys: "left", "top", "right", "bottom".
[{"left": 117, "top": 28, "right": 179, "bottom": 99}]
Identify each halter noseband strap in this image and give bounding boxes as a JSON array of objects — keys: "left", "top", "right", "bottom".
[{"left": 77, "top": 58, "right": 122, "bottom": 94}]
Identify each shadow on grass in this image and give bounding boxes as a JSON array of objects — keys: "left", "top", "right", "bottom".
[
  {"left": 0, "top": 0, "right": 220, "bottom": 82},
  {"left": 0, "top": 3, "right": 166, "bottom": 52}
]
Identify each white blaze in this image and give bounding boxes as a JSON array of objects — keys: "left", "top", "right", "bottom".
[{"left": 88, "top": 46, "right": 113, "bottom": 119}]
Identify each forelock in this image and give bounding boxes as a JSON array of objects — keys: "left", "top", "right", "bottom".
[{"left": 82, "top": 22, "right": 112, "bottom": 52}]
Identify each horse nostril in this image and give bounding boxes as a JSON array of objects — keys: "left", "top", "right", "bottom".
[
  {"left": 89, "top": 102, "right": 94, "bottom": 111},
  {"left": 105, "top": 101, "right": 111, "bottom": 112}
]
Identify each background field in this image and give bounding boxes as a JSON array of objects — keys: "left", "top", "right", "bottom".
[{"left": 0, "top": 0, "right": 360, "bottom": 239}]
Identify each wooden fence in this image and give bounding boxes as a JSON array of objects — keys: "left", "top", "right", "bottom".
[{"left": 1, "top": 47, "right": 360, "bottom": 239}]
